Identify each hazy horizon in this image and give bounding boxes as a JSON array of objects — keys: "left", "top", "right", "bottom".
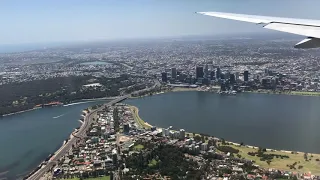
[
  {"left": 1, "top": 0, "right": 320, "bottom": 45},
  {"left": 0, "top": 32, "right": 302, "bottom": 54}
]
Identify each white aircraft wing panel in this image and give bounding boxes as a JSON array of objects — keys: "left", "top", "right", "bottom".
[
  {"left": 197, "top": 11, "right": 320, "bottom": 48},
  {"left": 197, "top": 12, "right": 320, "bottom": 27},
  {"left": 264, "top": 23, "right": 320, "bottom": 39}
]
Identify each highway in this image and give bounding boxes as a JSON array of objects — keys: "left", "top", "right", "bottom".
[
  {"left": 27, "top": 95, "right": 129, "bottom": 180},
  {"left": 27, "top": 80, "right": 160, "bottom": 180}
]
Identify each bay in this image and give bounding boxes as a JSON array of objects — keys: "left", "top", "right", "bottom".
[
  {"left": 0, "top": 100, "right": 107, "bottom": 179},
  {"left": 125, "top": 91, "right": 320, "bottom": 154}
]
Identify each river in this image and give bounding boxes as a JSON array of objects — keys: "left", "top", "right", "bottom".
[
  {"left": 125, "top": 91, "right": 320, "bottom": 154},
  {"left": 0, "top": 100, "right": 108, "bottom": 180}
]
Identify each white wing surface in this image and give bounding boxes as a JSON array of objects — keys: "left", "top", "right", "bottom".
[{"left": 197, "top": 12, "right": 320, "bottom": 48}]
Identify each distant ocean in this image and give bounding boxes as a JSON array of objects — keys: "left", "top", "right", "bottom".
[{"left": 0, "top": 43, "right": 64, "bottom": 54}]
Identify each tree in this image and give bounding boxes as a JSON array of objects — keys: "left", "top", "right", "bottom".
[
  {"left": 201, "top": 135, "right": 205, "bottom": 143},
  {"left": 113, "top": 107, "right": 120, "bottom": 132},
  {"left": 194, "top": 135, "right": 201, "bottom": 143},
  {"left": 267, "top": 160, "right": 271, "bottom": 165},
  {"left": 221, "top": 138, "right": 226, "bottom": 145}
]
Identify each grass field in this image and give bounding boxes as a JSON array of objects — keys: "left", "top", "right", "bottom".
[
  {"left": 133, "top": 144, "right": 144, "bottom": 151},
  {"left": 148, "top": 159, "right": 158, "bottom": 167},
  {"left": 129, "top": 106, "right": 152, "bottom": 129},
  {"left": 247, "top": 90, "right": 320, "bottom": 97},
  {"left": 289, "top": 91, "right": 320, "bottom": 96},
  {"left": 67, "top": 176, "right": 110, "bottom": 180},
  {"left": 171, "top": 87, "right": 200, "bottom": 92},
  {"left": 222, "top": 143, "right": 320, "bottom": 175}
]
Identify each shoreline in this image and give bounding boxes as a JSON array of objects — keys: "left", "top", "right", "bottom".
[
  {"left": 1, "top": 97, "right": 113, "bottom": 117},
  {"left": 25, "top": 109, "right": 90, "bottom": 179},
  {"left": 245, "top": 90, "right": 320, "bottom": 97},
  {"left": 1, "top": 107, "right": 41, "bottom": 117},
  {"left": 21, "top": 90, "right": 320, "bottom": 178},
  {"left": 25, "top": 95, "right": 128, "bottom": 179},
  {"left": 129, "top": 104, "right": 320, "bottom": 175},
  {"left": 2, "top": 89, "right": 316, "bottom": 117},
  {"left": 141, "top": 87, "right": 320, "bottom": 98}
]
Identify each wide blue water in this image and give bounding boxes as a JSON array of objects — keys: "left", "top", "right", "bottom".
[
  {"left": 125, "top": 91, "right": 320, "bottom": 154},
  {"left": 0, "top": 100, "right": 107, "bottom": 179}
]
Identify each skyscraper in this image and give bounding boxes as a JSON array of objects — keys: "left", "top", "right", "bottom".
[
  {"left": 216, "top": 67, "right": 221, "bottom": 79},
  {"left": 244, "top": 70, "right": 249, "bottom": 82},
  {"left": 204, "top": 64, "right": 209, "bottom": 78},
  {"left": 179, "top": 129, "right": 185, "bottom": 140},
  {"left": 210, "top": 70, "right": 215, "bottom": 80},
  {"left": 196, "top": 66, "right": 204, "bottom": 79},
  {"left": 172, "top": 68, "right": 177, "bottom": 79},
  {"left": 123, "top": 123, "right": 130, "bottom": 134},
  {"left": 235, "top": 72, "right": 240, "bottom": 80},
  {"left": 161, "top": 72, "right": 168, "bottom": 82},
  {"left": 229, "top": 74, "right": 235, "bottom": 84}
]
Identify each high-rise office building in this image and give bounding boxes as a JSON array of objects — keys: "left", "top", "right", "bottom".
[
  {"left": 123, "top": 123, "right": 130, "bottom": 134},
  {"left": 224, "top": 72, "right": 230, "bottom": 80},
  {"left": 220, "top": 73, "right": 225, "bottom": 80},
  {"left": 196, "top": 66, "right": 204, "bottom": 79},
  {"left": 216, "top": 67, "right": 221, "bottom": 79},
  {"left": 235, "top": 72, "right": 240, "bottom": 80},
  {"left": 204, "top": 64, "right": 209, "bottom": 78},
  {"left": 161, "top": 72, "right": 168, "bottom": 82},
  {"left": 220, "top": 82, "right": 227, "bottom": 91},
  {"left": 210, "top": 70, "right": 215, "bottom": 80},
  {"left": 229, "top": 74, "right": 235, "bottom": 84},
  {"left": 244, "top": 70, "right": 249, "bottom": 82},
  {"left": 201, "top": 143, "right": 208, "bottom": 151},
  {"left": 172, "top": 68, "right": 177, "bottom": 79}
]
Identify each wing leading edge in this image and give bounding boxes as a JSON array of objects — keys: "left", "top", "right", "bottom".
[{"left": 197, "top": 11, "right": 320, "bottom": 48}]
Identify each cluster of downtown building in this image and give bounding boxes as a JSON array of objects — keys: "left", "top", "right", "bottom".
[
  {"left": 161, "top": 64, "right": 250, "bottom": 92},
  {"left": 161, "top": 62, "right": 320, "bottom": 92}
]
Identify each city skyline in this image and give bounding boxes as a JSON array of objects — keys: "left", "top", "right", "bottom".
[{"left": 2, "top": 0, "right": 320, "bottom": 45}]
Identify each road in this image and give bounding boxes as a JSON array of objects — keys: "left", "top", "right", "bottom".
[
  {"left": 27, "top": 80, "right": 160, "bottom": 180},
  {"left": 27, "top": 95, "right": 129, "bottom": 180}
]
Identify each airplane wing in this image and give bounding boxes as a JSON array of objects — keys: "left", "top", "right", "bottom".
[{"left": 197, "top": 11, "right": 320, "bottom": 48}]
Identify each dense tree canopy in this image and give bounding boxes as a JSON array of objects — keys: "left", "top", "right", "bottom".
[
  {"left": 125, "top": 143, "right": 203, "bottom": 180},
  {"left": 0, "top": 75, "right": 146, "bottom": 116}
]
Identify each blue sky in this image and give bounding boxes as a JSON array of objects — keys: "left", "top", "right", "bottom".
[{"left": 1, "top": 0, "right": 320, "bottom": 44}]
